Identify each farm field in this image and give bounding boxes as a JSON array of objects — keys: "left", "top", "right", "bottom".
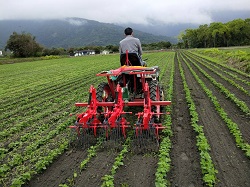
[{"left": 0, "top": 50, "right": 250, "bottom": 187}]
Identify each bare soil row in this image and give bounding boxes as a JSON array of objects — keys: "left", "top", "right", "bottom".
[{"left": 24, "top": 51, "right": 250, "bottom": 187}]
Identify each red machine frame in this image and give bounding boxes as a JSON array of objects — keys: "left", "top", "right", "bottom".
[{"left": 70, "top": 51, "right": 171, "bottom": 142}]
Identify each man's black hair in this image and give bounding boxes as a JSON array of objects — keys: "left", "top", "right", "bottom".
[{"left": 124, "top": 27, "right": 133, "bottom": 35}]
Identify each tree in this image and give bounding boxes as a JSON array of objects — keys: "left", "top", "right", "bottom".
[
  {"left": 227, "top": 19, "right": 250, "bottom": 46},
  {"left": 180, "top": 18, "right": 250, "bottom": 48},
  {"left": 197, "top": 24, "right": 209, "bottom": 48},
  {"left": 183, "top": 29, "right": 200, "bottom": 48},
  {"left": 177, "top": 31, "right": 186, "bottom": 48},
  {"left": 5, "top": 32, "right": 43, "bottom": 57},
  {"left": 105, "top": 45, "right": 118, "bottom": 53}
]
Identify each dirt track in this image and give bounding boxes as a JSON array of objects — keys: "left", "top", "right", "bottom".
[{"left": 25, "top": 51, "right": 250, "bottom": 187}]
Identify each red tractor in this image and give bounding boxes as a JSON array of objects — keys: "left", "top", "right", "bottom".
[{"left": 70, "top": 51, "right": 171, "bottom": 147}]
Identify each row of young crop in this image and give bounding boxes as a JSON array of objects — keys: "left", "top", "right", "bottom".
[
  {"left": 0, "top": 56, "right": 118, "bottom": 111},
  {"left": 178, "top": 51, "right": 250, "bottom": 158},
  {"left": 0, "top": 51, "right": 173, "bottom": 186},
  {"left": 181, "top": 52, "right": 250, "bottom": 115},
  {"left": 99, "top": 51, "right": 176, "bottom": 187},
  {"left": 55, "top": 49, "right": 247, "bottom": 186},
  {"left": 0, "top": 55, "right": 119, "bottom": 98},
  {"left": 58, "top": 138, "right": 103, "bottom": 187},
  {"left": 184, "top": 52, "right": 250, "bottom": 97},
  {"left": 0, "top": 77, "right": 95, "bottom": 163},
  {"left": 185, "top": 51, "right": 250, "bottom": 87},
  {"left": 189, "top": 49, "right": 250, "bottom": 78},
  {"left": 0, "top": 76, "right": 95, "bottom": 140},
  {"left": 0, "top": 55, "right": 125, "bottom": 140},
  {"left": 176, "top": 52, "right": 217, "bottom": 186},
  {"left": 0, "top": 55, "right": 122, "bottom": 186},
  {"left": 154, "top": 52, "right": 175, "bottom": 186},
  {"left": 1, "top": 121, "right": 74, "bottom": 186},
  {"left": 57, "top": 51, "right": 176, "bottom": 187}
]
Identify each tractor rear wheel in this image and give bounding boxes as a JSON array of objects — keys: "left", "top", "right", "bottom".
[
  {"left": 96, "top": 82, "right": 113, "bottom": 121},
  {"left": 149, "top": 81, "right": 164, "bottom": 122}
]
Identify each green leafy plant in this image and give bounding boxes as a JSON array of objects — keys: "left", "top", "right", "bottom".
[{"left": 178, "top": 53, "right": 217, "bottom": 187}]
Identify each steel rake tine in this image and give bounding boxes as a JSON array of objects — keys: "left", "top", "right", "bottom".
[
  {"left": 133, "top": 130, "right": 138, "bottom": 147},
  {"left": 82, "top": 129, "right": 87, "bottom": 149},
  {"left": 69, "top": 127, "right": 77, "bottom": 148},
  {"left": 115, "top": 128, "right": 119, "bottom": 141},
  {"left": 139, "top": 129, "right": 144, "bottom": 148}
]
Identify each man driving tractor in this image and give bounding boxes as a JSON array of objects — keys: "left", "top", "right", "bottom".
[{"left": 119, "top": 27, "right": 146, "bottom": 66}]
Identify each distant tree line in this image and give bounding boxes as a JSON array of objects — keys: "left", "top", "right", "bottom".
[
  {"left": 4, "top": 18, "right": 250, "bottom": 58},
  {"left": 4, "top": 32, "right": 173, "bottom": 58},
  {"left": 177, "top": 18, "right": 250, "bottom": 48},
  {"left": 142, "top": 41, "right": 172, "bottom": 50}
]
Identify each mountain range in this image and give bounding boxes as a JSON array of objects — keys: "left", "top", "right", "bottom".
[{"left": 0, "top": 18, "right": 177, "bottom": 49}]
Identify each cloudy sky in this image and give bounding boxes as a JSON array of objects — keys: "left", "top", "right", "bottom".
[{"left": 1, "top": 0, "right": 250, "bottom": 25}]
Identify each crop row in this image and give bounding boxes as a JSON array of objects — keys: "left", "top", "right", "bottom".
[
  {"left": 56, "top": 51, "right": 176, "bottom": 187},
  {"left": 183, "top": 52, "right": 249, "bottom": 97},
  {"left": 179, "top": 51, "right": 250, "bottom": 158},
  {"left": 186, "top": 51, "right": 250, "bottom": 87},
  {"left": 2, "top": 50, "right": 249, "bottom": 187},
  {"left": 0, "top": 55, "right": 121, "bottom": 186},
  {"left": 0, "top": 52, "right": 173, "bottom": 186},
  {"left": 155, "top": 52, "right": 175, "bottom": 186},
  {"left": 100, "top": 52, "right": 176, "bottom": 187},
  {"left": 189, "top": 50, "right": 250, "bottom": 78},
  {"left": 177, "top": 53, "right": 217, "bottom": 186},
  {"left": 181, "top": 52, "right": 250, "bottom": 115}
]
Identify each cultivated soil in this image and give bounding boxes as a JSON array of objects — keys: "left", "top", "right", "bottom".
[{"left": 25, "top": 52, "right": 250, "bottom": 187}]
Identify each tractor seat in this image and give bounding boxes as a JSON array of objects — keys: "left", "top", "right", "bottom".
[{"left": 120, "top": 52, "right": 142, "bottom": 66}]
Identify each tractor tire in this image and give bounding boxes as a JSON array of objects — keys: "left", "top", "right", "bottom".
[
  {"left": 96, "top": 82, "right": 113, "bottom": 121},
  {"left": 149, "top": 81, "right": 164, "bottom": 122}
]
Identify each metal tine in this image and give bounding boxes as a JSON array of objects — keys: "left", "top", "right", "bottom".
[
  {"left": 99, "top": 118, "right": 108, "bottom": 140},
  {"left": 103, "top": 118, "right": 110, "bottom": 141},
  {"left": 133, "top": 118, "right": 142, "bottom": 147},
  {"left": 97, "top": 123, "right": 111, "bottom": 149},
  {"left": 138, "top": 129, "right": 147, "bottom": 152},
  {"left": 69, "top": 126, "right": 79, "bottom": 148},
  {"left": 76, "top": 127, "right": 83, "bottom": 148},
  {"left": 132, "top": 125, "right": 159, "bottom": 153},
  {"left": 106, "top": 117, "right": 122, "bottom": 149},
  {"left": 135, "top": 129, "right": 151, "bottom": 153},
  {"left": 117, "top": 126, "right": 124, "bottom": 150},
  {"left": 144, "top": 127, "right": 150, "bottom": 143},
  {"left": 149, "top": 127, "right": 160, "bottom": 152},
  {"left": 108, "top": 128, "right": 116, "bottom": 146},
  {"left": 138, "top": 128, "right": 144, "bottom": 148},
  {"left": 81, "top": 128, "right": 89, "bottom": 149},
  {"left": 86, "top": 128, "right": 91, "bottom": 148},
  {"left": 132, "top": 129, "right": 138, "bottom": 152},
  {"left": 115, "top": 125, "right": 119, "bottom": 141},
  {"left": 142, "top": 129, "right": 150, "bottom": 151},
  {"left": 114, "top": 126, "right": 123, "bottom": 150},
  {"left": 132, "top": 128, "right": 138, "bottom": 147},
  {"left": 139, "top": 129, "right": 143, "bottom": 145},
  {"left": 77, "top": 127, "right": 84, "bottom": 148},
  {"left": 97, "top": 126, "right": 106, "bottom": 143}
]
